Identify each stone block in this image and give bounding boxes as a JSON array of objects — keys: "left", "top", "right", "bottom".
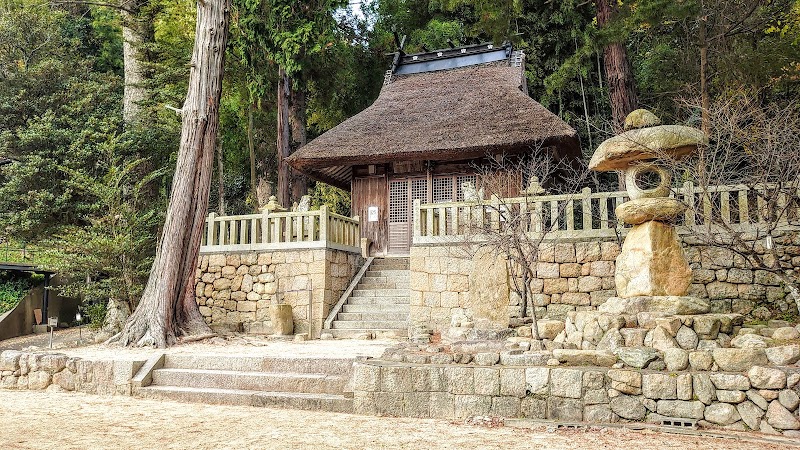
[
  {"left": 454, "top": 395, "right": 491, "bottom": 419},
  {"left": 353, "top": 363, "right": 380, "bottom": 392},
  {"left": 548, "top": 396, "right": 583, "bottom": 421},
  {"left": 473, "top": 368, "right": 500, "bottom": 396},
  {"left": 521, "top": 397, "right": 547, "bottom": 419},
  {"left": 444, "top": 367, "right": 474, "bottom": 395},
  {"left": 429, "top": 392, "right": 455, "bottom": 419},
  {"left": 643, "top": 373, "right": 677, "bottom": 400},
  {"left": 375, "top": 392, "right": 404, "bottom": 416},
  {"left": 712, "top": 348, "right": 768, "bottom": 372},
  {"left": 550, "top": 368, "right": 583, "bottom": 399},
  {"left": 710, "top": 373, "right": 751, "bottom": 391},
  {"left": 657, "top": 400, "right": 705, "bottom": 419},
  {"left": 609, "top": 395, "right": 646, "bottom": 420},
  {"left": 748, "top": 366, "right": 786, "bottom": 390},
  {"left": 525, "top": 367, "right": 550, "bottom": 395},
  {"left": 584, "top": 404, "right": 615, "bottom": 422},
  {"left": 500, "top": 368, "right": 526, "bottom": 397},
  {"left": 560, "top": 263, "right": 582, "bottom": 278},
  {"left": 705, "top": 402, "right": 741, "bottom": 425},
  {"left": 717, "top": 390, "right": 746, "bottom": 404},
  {"left": 491, "top": 396, "right": 521, "bottom": 418}
]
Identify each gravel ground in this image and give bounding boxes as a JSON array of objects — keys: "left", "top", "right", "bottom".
[
  {"left": 0, "top": 329, "right": 394, "bottom": 360},
  {"left": 0, "top": 391, "right": 788, "bottom": 450}
]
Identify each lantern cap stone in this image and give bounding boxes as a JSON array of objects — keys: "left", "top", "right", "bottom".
[
  {"left": 624, "top": 109, "right": 662, "bottom": 130},
  {"left": 589, "top": 124, "right": 707, "bottom": 172}
]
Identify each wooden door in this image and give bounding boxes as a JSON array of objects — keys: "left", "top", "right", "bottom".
[
  {"left": 352, "top": 175, "right": 388, "bottom": 255},
  {"left": 388, "top": 177, "right": 428, "bottom": 254}
]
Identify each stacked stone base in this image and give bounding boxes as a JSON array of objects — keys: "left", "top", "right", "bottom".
[{"left": 353, "top": 359, "right": 800, "bottom": 435}]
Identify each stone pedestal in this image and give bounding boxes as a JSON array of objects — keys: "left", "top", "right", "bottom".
[
  {"left": 615, "top": 221, "right": 692, "bottom": 298},
  {"left": 270, "top": 304, "right": 294, "bottom": 336}
]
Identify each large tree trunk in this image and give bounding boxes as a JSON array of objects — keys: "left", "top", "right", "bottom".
[
  {"left": 277, "top": 68, "right": 291, "bottom": 208},
  {"left": 121, "top": 0, "right": 151, "bottom": 125},
  {"left": 289, "top": 86, "right": 308, "bottom": 203},
  {"left": 216, "top": 139, "right": 225, "bottom": 215},
  {"left": 120, "top": 0, "right": 230, "bottom": 347},
  {"left": 247, "top": 104, "right": 257, "bottom": 204},
  {"left": 597, "top": 0, "right": 639, "bottom": 132}
]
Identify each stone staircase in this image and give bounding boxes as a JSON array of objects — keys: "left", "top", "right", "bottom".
[
  {"left": 329, "top": 257, "right": 410, "bottom": 339},
  {"left": 138, "top": 354, "right": 353, "bottom": 412}
]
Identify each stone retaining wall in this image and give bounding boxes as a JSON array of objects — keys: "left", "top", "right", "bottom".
[
  {"left": 352, "top": 360, "right": 800, "bottom": 435},
  {"left": 195, "top": 249, "right": 362, "bottom": 336},
  {"left": 410, "top": 232, "right": 800, "bottom": 334},
  {"left": 0, "top": 351, "right": 142, "bottom": 395}
]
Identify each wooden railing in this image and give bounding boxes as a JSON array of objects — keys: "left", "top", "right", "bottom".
[
  {"left": 200, "top": 205, "right": 361, "bottom": 253},
  {"left": 414, "top": 181, "right": 800, "bottom": 244}
]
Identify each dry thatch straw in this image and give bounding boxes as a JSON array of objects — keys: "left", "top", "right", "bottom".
[{"left": 288, "top": 62, "right": 579, "bottom": 189}]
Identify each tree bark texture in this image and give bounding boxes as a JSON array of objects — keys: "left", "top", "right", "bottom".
[
  {"left": 121, "top": 0, "right": 152, "bottom": 125},
  {"left": 120, "top": 0, "right": 230, "bottom": 347},
  {"left": 247, "top": 105, "right": 257, "bottom": 203},
  {"left": 216, "top": 139, "right": 225, "bottom": 215},
  {"left": 597, "top": 0, "right": 639, "bottom": 133},
  {"left": 289, "top": 86, "right": 308, "bottom": 203},
  {"left": 277, "top": 68, "right": 291, "bottom": 208}
]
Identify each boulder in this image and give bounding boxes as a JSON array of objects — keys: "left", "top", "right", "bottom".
[
  {"left": 551, "top": 349, "right": 617, "bottom": 367},
  {"left": 746, "top": 390, "right": 769, "bottom": 410},
  {"left": 610, "top": 395, "right": 647, "bottom": 420},
  {"left": 688, "top": 350, "right": 714, "bottom": 371},
  {"left": 748, "top": 366, "right": 786, "bottom": 390},
  {"left": 778, "top": 389, "right": 799, "bottom": 412},
  {"left": 737, "top": 401, "right": 764, "bottom": 430},
  {"left": 704, "top": 403, "right": 741, "bottom": 425},
  {"left": 596, "top": 329, "right": 625, "bottom": 351},
  {"left": 599, "top": 296, "right": 709, "bottom": 315},
  {"left": 616, "top": 198, "right": 687, "bottom": 225},
  {"left": 663, "top": 348, "right": 689, "bottom": 371},
  {"left": 710, "top": 373, "right": 751, "bottom": 391},
  {"left": 589, "top": 125, "right": 706, "bottom": 171},
  {"left": 712, "top": 348, "right": 768, "bottom": 372},
  {"left": 716, "top": 390, "right": 746, "bottom": 403},
  {"left": 731, "top": 334, "right": 770, "bottom": 349},
  {"left": 614, "top": 221, "right": 692, "bottom": 297},
  {"left": 537, "top": 320, "right": 565, "bottom": 340},
  {"left": 648, "top": 327, "right": 680, "bottom": 352},
  {"left": 766, "top": 400, "right": 800, "bottom": 430},
  {"left": 656, "top": 400, "right": 705, "bottom": 419},
  {"left": 765, "top": 345, "right": 800, "bottom": 366},
  {"left": 693, "top": 374, "right": 716, "bottom": 405},
  {"left": 614, "top": 347, "right": 660, "bottom": 369},
  {"left": 676, "top": 326, "right": 699, "bottom": 350},
  {"left": 643, "top": 373, "right": 677, "bottom": 400},
  {"left": 772, "top": 326, "right": 800, "bottom": 341},
  {"left": 693, "top": 316, "right": 721, "bottom": 340}
]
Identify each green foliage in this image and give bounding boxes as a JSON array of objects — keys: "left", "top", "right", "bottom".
[
  {"left": 81, "top": 301, "right": 107, "bottom": 329},
  {"left": 309, "top": 182, "right": 351, "bottom": 216},
  {"left": 44, "top": 145, "right": 165, "bottom": 312},
  {"left": 0, "top": 272, "right": 32, "bottom": 314}
]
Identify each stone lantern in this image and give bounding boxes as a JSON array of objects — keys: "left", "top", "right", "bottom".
[{"left": 590, "top": 110, "right": 710, "bottom": 315}]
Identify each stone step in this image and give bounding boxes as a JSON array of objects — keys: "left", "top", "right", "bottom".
[
  {"left": 336, "top": 312, "right": 409, "bottom": 322},
  {"left": 360, "top": 276, "right": 410, "bottom": 284},
  {"left": 362, "top": 270, "right": 410, "bottom": 277},
  {"left": 163, "top": 355, "right": 354, "bottom": 375},
  {"left": 328, "top": 328, "right": 407, "bottom": 339},
  {"left": 369, "top": 262, "right": 408, "bottom": 268},
  {"left": 345, "top": 296, "right": 410, "bottom": 306},
  {"left": 341, "top": 304, "right": 409, "bottom": 313},
  {"left": 351, "top": 289, "right": 410, "bottom": 298},
  {"left": 139, "top": 386, "right": 353, "bottom": 413},
  {"left": 356, "top": 282, "right": 409, "bottom": 289},
  {"left": 331, "top": 320, "right": 408, "bottom": 330},
  {"left": 151, "top": 368, "right": 347, "bottom": 394}
]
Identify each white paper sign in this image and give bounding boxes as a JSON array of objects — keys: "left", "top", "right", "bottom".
[{"left": 368, "top": 206, "right": 379, "bottom": 222}]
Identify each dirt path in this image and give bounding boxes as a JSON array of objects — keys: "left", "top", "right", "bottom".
[{"left": 0, "top": 391, "right": 787, "bottom": 450}]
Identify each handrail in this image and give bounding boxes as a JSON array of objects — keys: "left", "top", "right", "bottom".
[
  {"left": 324, "top": 257, "right": 373, "bottom": 330},
  {"left": 413, "top": 181, "right": 800, "bottom": 244},
  {"left": 200, "top": 205, "right": 361, "bottom": 254}
]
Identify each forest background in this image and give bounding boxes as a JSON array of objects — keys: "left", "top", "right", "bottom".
[{"left": 0, "top": 0, "right": 798, "bottom": 326}]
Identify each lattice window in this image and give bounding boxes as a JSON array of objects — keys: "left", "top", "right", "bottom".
[
  {"left": 389, "top": 180, "right": 408, "bottom": 223},
  {"left": 432, "top": 176, "right": 454, "bottom": 203},
  {"left": 411, "top": 178, "right": 428, "bottom": 202}
]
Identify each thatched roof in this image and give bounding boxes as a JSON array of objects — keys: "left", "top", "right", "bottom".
[{"left": 288, "top": 54, "right": 579, "bottom": 189}]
